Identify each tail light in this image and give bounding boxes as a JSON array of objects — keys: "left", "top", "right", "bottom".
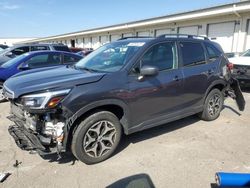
[{"left": 227, "top": 62, "right": 234, "bottom": 72}]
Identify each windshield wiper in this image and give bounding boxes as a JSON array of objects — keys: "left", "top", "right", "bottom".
[{"left": 77, "top": 66, "right": 99, "bottom": 73}]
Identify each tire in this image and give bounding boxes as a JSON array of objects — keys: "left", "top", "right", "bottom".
[
  {"left": 0, "top": 82, "right": 7, "bottom": 103},
  {"left": 71, "top": 111, "right": 122, "bottom": 164},
  {"left": 199, "top": 89, "right": 224, "bottom": 121}
]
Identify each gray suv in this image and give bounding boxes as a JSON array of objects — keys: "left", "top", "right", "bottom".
[
  {"left": 3, "top": 35, "right": 245, "bottom": 164},
  {"left": 0, "top": 43, "right": 70, "bottom": 65}
]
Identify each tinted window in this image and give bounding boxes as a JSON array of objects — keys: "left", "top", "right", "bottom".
[
  {"left": 204, "top": 42, "right": 222, "bottom": 60},
  {"left": 64, "top": 54, "right": 81, "bottom": 64},
  {"left": 53, "top": 46, "right": 70, "bottom": 52},
  {"left": 26, "top": 53, "right": 61, "bottom": 68},
  {"left": 141, "top": 42, "right": 176, "bottom": 71},
  {"left": 11, "top": 46, "right": 29, "bottom": 56},
  {"left": 180, "top": 42, "right": 205, "bottom": 67},
  {"left": 31, "top": 46, "right": 49, "bottom": 51}
]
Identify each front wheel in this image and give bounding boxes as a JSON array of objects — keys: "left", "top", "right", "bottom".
[
  {"left": 71, "top": 111, "right": 122, "bottom": 164},
  {"left": 0, "top": 82, "right": 7, "bottom": 103},
  {"left": 199, "top": 89, "right": 224, "bottom": 121}
]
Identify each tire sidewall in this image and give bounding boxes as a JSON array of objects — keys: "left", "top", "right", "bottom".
[
  {"left": 203, "top": 89, "right": 224, "bottom": 121},
  {"left": 71, "top": 111, "right": 122, "bottom": 164},
  {"left": 0, "top": 82, "right": 7, "bottom": 103}
]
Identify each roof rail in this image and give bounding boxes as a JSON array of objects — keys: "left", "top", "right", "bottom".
[
  {"left": 118, "top": 36, "right": 153, "bottom": 40},
  {"left": 157, "top": 34, "right": 209, "bottom": 40}
]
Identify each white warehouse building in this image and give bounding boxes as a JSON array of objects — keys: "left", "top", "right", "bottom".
[{"left": 20, "top": 1, "right": 250, "bottom": 53}]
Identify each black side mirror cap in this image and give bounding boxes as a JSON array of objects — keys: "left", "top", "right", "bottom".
[
  {"left": 140, "top": 65, "right": 159, "bottom": 76},
  {"left": 18, "top": 63, "right": 30, "bottom": 70}
]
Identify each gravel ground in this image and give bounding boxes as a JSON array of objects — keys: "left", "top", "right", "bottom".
[{"left": 0, "top": 91, "right": 249, "bottom": 188}]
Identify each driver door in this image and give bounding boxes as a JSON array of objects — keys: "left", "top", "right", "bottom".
[{"left": 127, "top": 41, "right": 185, "bottom": 127}]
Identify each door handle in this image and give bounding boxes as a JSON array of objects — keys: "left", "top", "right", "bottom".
[{"left": 173, "top": 75, "right": 179, "bottom": 81}]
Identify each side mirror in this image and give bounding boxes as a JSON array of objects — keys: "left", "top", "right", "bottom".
[
  {"left": 5, "top": 51, "right": 13, "bottom": 57},
  {"left": 18, "top": 63, "right": 30, "bottom": 70},
  {"left": 140, "top": 65, "right": 159, "bottom": 76}
]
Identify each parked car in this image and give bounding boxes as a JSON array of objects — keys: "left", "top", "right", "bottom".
[
  {"left": 0, "top": 43, "right": 70, "bottom": 65},
  {"left": 76, "top": 50, "right": 93, "bottom": 57},
  {"left": 0, "top": 51, "right": 82, "bottom": 102},
  {"left": 0, "top": 44, "right": 9, "bottom": 51},
  {"left": 229, "top": 49, "right": 250, "bottom": 87},
  {"left": 3, "top": 35, "right": 245, "bottom": 164},
  {"left": 70, "top": 47, "right": 84, "bottom": 53}
]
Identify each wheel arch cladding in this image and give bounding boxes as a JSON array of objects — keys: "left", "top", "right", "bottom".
[
  {"left": 203, "top": 80, "right": 226, "bottom": 103},
  {"left": 65, "top": 100, "right": 130, "bottom": 151}
]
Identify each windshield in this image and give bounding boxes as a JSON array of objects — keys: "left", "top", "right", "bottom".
[
  {"left": 1, "top": 53, "right": 27, "bottom": 68},
  {"left": 241, "top": 49, "right": 250, "bottom": 57},
  {"left": 75, "top": 41, "right": 145, "bottom": 72}
]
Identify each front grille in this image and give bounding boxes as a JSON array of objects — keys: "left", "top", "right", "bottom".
[{"left": 3, "top": 84, "right": 14, "bottom": 99}]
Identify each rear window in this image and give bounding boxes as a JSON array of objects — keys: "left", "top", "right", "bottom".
[
  {"left": 53, "top": 46, "right": 70, "bottom": 52},
  {"left": 180, "top": 42, "right": 206, "bottom": 67},
  {"left": 204, "top": 42, "right": 222, "bottom": 60},
  {"left": 31, "top": 46, "right": 50, "bottom": 51},
  {"left": 64, "top": 54, "right": 82, "bottom": 64}
]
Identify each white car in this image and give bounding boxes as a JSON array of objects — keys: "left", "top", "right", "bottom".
[{"left": 229, "top": 49, "right": 250, "bottom": 86}]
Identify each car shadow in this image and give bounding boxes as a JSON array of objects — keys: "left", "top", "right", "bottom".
[
  {"left": 222, "top": 105, "right": 241, "bottom": 116},
  {"left": 115, "top": 115, "right": 200, "bottom": 156},
  {"left": 40, "top": 151, "right": 77, "bottom": 165}
]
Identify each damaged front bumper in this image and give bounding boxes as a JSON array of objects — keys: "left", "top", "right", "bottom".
[{"left": 7, "top": 103, "right": 68, "bottom": 157}]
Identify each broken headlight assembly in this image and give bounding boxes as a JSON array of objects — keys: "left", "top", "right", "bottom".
[{"left": 20, "top": 89, "right": 71, "bottom": 109}]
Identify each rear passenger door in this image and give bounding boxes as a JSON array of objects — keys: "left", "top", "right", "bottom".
[{"left": 179, "top": 41, "right": 215, "bottom": 109}]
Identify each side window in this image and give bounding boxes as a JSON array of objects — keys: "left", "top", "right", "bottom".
[
  {"left": 180, "top": 42, "right": 206, "bottom": 67},
  {"left": 31, "top": 46, "right": 49, "bottom": 51},
  {"left": 11, "top": 46, "right": 29, "bottom": 56},
  {"left": 26, "top": 53, "right": 61, "bottom": 68},
  {"left": 204, "top": 43, "right": 222, "bottom": 60},
  {"left": 140, "top": 42, "right": 176, "bottom": 71},
  {"left": 64, "top": 54, "right": 81, "bottom": 64}
]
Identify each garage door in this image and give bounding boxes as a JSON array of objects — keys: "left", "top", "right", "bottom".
[
  {"left": 100, "top": 35, "right": 109, "bottom": 45},
  {"left": 245, "top": 20, "right": 250, "bottom": 50},
  {"left": 123, "top": 33, "right": 133, "bottom": 38},
  {"left": 92, "top": 37, "right": 100, "bottom": 49},
  {"left": 137, "top": 31, "right": 150, "bottom": 36},
  {"left": 155, "top": 28, "right": 172, "bottom": 36},
  {"left": 83, "top": 38, "right": 91, "bottom": 48},
  {"left": 111, "top": 34, "right": 121, "bottom": 42},
  {"left": 208, "top": 22, "right": 235, "bottom": 53},
  {"left": 178, "top": 26, "right": 199, "bottom": 35}
]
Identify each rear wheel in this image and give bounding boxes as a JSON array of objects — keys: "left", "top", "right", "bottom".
[
  {"left": 71, "top": 111, "right": 122, "bottom": 164},
  {"left": 199, "top": 89, "right": 224, "bottom": 121},
  {"left": 0, "top": 82, "right": 7, "bottom": 103}
]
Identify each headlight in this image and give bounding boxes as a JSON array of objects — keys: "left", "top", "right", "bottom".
[{"left": 21, "top": 89, "right": 71, "bottom": 109}]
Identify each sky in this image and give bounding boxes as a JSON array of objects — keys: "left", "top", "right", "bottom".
[{"left": 0, "top": 0, "right": 240, "bottom": 38}]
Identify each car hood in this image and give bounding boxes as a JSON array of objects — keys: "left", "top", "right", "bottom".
[
  {"left": 229, "top": 57, "right": 250, "bottom": 66},
  {"left": 4, "top": 66, "right": 106, "bottom": 98}
]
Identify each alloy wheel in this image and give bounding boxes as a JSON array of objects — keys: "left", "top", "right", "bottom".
[
  {"left": 83, "top": 120, "right": 117, "bottom": 158},
  {"left": 208, "top": 94, "right": 221, "bottom": 117}
]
